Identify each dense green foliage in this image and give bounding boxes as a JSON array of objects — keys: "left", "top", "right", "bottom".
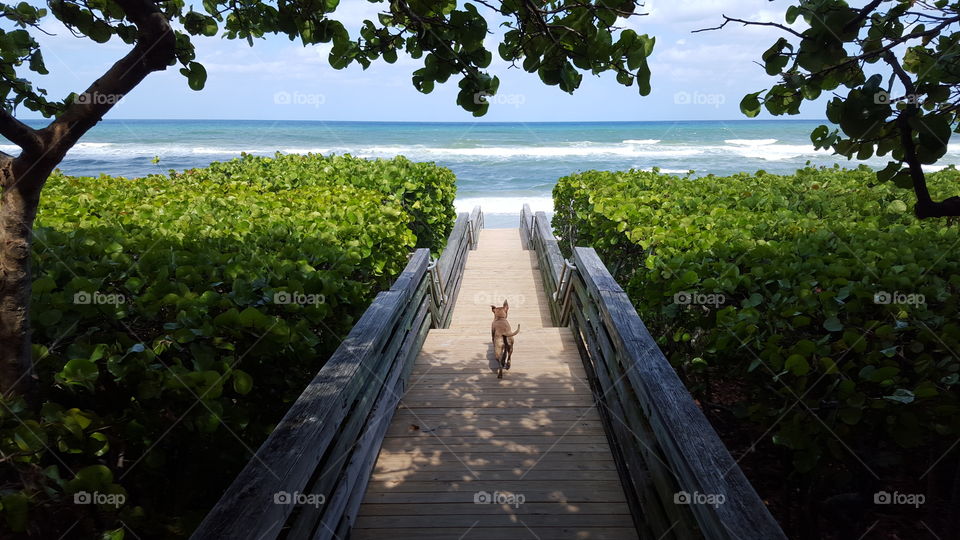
[
  {"left": 188, "top": 153, "right": 456, "bottom": 250},
  {"left": 730, "top": 1, "right": 960, "bottom": 215},
  {"left": 554, "top": 166, "right": 960, "bottom": 484},
  {"left": 0, "top": 154, "right": 455, "bottom": 538}
]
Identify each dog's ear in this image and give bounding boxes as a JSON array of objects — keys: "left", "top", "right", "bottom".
[
  {"left": 503, "top": 299, "right": 509, "bottom": 313},
  {"left": 490, "top": 305, "right": 497, "bottom": 313}
]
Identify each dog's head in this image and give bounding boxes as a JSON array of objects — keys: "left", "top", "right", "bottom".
[{"left": 491, "top": 299, "right": 509, "bottom": 320}]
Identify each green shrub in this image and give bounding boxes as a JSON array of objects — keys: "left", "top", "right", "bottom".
[
  {"left": 554, "top": 166, "right": 960, "bottom": 485},
  {"left": 0, "top": 154, "right": 455, "bottom": 538},
  {"left": 187, "top": 153, "right": 457, "bottom": 251}
]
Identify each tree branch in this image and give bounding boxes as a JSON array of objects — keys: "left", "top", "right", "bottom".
[
  {"left": 0, "top": 110, "right": 42, "bottom": 157},
  {"left": 843, "top": 0, "right": 884, "bottom": 34},
  {"left": 37, "top": 0, "right": 175, "bottom": 163},
  {"left": 693, "top": 15, "right": 805, "bottom": 39}
]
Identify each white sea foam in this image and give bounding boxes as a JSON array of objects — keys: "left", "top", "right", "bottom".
[
  {"left": 42, "top": 142, "right": 704, "bottom": 160},
  {"left": 724, "top": 139, "right": 778, "bottom": 146},
  {"left": 21, "top": 139, "right": 830, "bottom": 163},
  {"left": 622, "top": 139, "right": 661, "bottom": 145},
  {"left": 710, "top": 143, "right": 826, "bottom": 161},
  {"left": 352, "top": 144, "right": 705, "bottom": 159},
  {"left": 455, "top": 197, "right": 553, "bottom": 214}
]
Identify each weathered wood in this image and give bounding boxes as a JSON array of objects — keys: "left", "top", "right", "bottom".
[
  {"left": 570, "top": 247, "right": 786, "bottom": 540},
  {"left": 432, "top": 208, "right": 482, "bottom": 328},
  {"left": 192, "top": 250, "right": 432, "bottom": 540},
  {"left": 523, "top": 215, "right": 786, "bottom": 539},
  {"left": 352, "top": 527, "right": 638, "bottom": 540},
  {"left": 468, "top": 205, "right": 483, "bottom": 250},
  {"left": 435, "top": 212, "right": 471, "bottom": 327},
  {"left": 355, "top": 227, "right": 636, "bottom": 539},
  {"left": 322, "top": 298, "right": 432, "bottom": 538},
  {"left": 520, "top": 203, "right": 535, "bottom": 249}
]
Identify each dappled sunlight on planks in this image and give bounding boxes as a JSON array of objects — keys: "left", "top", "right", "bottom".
[{"left": 354, "top": 228, "right": 637, "bottom": 539}]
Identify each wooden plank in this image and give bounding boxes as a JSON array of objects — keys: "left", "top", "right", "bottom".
[
  {"left": 437, "top": 213, "right": 468, "bottom": 289},
  {"left": 373, "top": 451, "right": 616, "bottom": 464},
  {"left": 520, "top": 203, "right": 534, "bottom": 249},
  {"left": 362, "top": 479, "right": 632, "bottom": 493},
  {"left": 355, "top": 528, "right": 637, "bottom": 540},
  {"left": 192, "top": 251, "right": 430, "bottom": 540},
  {"left": 352, "top": 527, "right": 638, "bottom": 540},
  {"left": 568, "top": 301, "right": 672, "bottom": 538},
  {"left": 436, "top": 213, "right": 470, "bottom": 328},
  {"left": 363, "top": 489, "right": 629, "bottom": 504},
  {"left": 381, "top": 440, "right": 610, "bottom": 456},
  {"left": 318, "top": 301, "right": 433, "bottom": 537},
  {"left": 284, "top": 281, "right": 431, "bottom": 538},
  {"left": 354, "top": 514, "right": 635, "bottom": 528},
  {"left": 392, "top": 406, "right": 599, "bottom": 417},
  {"left": 358, "top": 502, "right": 630, "bottom": 515},
  {"left": 355, "top": 224, "right": 636, "bottom": 539},
  {"left": 572, "top": 247, "right": 785, "bottom": 540},
  {"left": 468, "top": 206, "right": 483, "bottom": 250}
]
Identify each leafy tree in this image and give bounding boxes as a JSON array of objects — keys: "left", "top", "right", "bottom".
[
  {"left": 0, "top": 0, "right": 654, "bottom": 400},
  {"left": 701, "top": 0, "right": 960, "bottom": 218}
]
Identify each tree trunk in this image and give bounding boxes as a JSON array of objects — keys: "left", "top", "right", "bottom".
[
  {"left": 895, "top": 100, "right": 960, "bottom": 218},
  {"left": 0, "top": 161, "right": 51, "bottom": 404},
  {"left": 0, "top": 0, "right": 175, "bottom": 403}
]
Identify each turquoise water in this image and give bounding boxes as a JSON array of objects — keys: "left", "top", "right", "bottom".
[{"left": 18, "top": 119, "right": 955, "bottom": 227}]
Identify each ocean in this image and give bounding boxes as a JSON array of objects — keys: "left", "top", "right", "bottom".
[{"left": 17, "top": 119, "right": 956, "bottom": 228}]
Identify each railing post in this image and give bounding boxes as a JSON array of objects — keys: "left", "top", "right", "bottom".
[
  {"left": 426, "top": 258, "right": 444, "bottom": 324},
  {"left": 553, "top": 258, "right": 577, "bottom": 326},
  {"left": 468, "top": 205, "right": 483, "bottom": 250}
]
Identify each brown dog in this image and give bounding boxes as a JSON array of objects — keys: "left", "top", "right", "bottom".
[{"left": 491, "top": 299, "right": 520, "bottom": 379}]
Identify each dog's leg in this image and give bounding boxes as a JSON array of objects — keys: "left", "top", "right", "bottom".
[{"left": 505, "top": 343, "right": 512, "bottom": 370}]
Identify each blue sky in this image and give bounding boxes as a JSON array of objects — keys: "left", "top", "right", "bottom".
[{"left": 20, "top": 0, "right": 826, "bottom": 122}]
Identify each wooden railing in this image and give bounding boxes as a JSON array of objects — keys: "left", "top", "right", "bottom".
[
  {"left": 520, "top": 204, "right": 786, "bottom": 540},
  {"left": 431, "top": 207, "right": 481, "bottom": 328},
  {"left": 193, "top": 207, "right": 483, "bottom": 540}
]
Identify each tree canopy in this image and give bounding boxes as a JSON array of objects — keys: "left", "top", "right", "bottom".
[
  {"left": 1, "top": 0, "right": 654, "bottom": 122},
  {"left": 705, "top": 0, "right": 960, "bottom": 218},
  {"left": 0, "top": 0, "right": 654, "bottom": 401}
]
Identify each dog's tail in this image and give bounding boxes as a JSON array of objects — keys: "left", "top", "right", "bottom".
[{"left": 505, "top": 324, "right": 521, "bottom": 337}]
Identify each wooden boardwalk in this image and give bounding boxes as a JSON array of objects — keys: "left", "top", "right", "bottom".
[{"left": 354, "top": 229, "right": 637, "bottom": 539}]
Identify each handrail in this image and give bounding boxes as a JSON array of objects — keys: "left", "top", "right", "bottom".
[
  {"left": 523, "top": 213, "right": 786, "bottom": 540},
  {"left": 194, "top": 208, "right": 481, "bottom": 540},
  {"left": 433, "top": 209, "right": 481, "bottom": 327},
  {"left": 520, "top": 203, "right": 535, "bottom": 250},
  {"left": 467, "top": 205, "right": 483, "bottom": 250}
]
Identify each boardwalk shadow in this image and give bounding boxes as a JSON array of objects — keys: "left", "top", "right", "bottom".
[{"left": 355, "top": 327, "right": 637, "bottom": 538}]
